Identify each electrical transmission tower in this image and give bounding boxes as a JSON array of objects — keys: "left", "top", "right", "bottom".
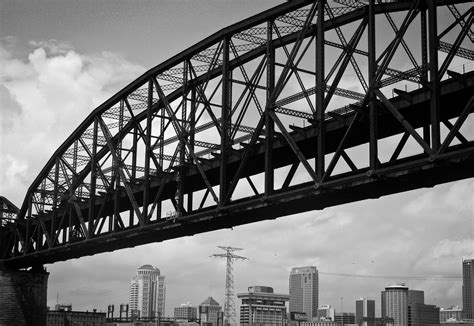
[{"left": 211, "top": 246, "right": 248, "bottom": 326}]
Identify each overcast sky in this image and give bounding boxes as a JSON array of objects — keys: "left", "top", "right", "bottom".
[{"left": 1, "top": 0, "right": 473, "bottom": 317}]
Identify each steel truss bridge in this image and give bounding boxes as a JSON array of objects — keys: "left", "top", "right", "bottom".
[{"left": 1, "top": 0, "right": 473, "bottom": 269}]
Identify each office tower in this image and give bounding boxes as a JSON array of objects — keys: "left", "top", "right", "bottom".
[
  {"left": 129, "top": 264, "right": 166, "bottom": 318},
  {"left": 407, "top": 290, "right": 424, "bottom": 305},
  {"left": 289, "top": 266, "right": 319, "bottom": 321},
  {"left": 407, "top": 303, "right": 439, "bottom": 326},
  {"left": 318, "top": 304, "right": 335, "bottom": 321},
  {"left": 439, "top": 306, "right": 462, "bottom": 323},
  {"left": 174, "top": 303, "right": 197, "bottom": 320},
  {"left": 199, "top": 297, "right": 223, "bottom": 326},
  {"left": 335, "top": 312, "right": 356, "bottom": 325},
  {"left": 382, "top": 284, "right": 409, "bottom": 326},
  {"left": 463, "top": 259, "right": 474, "bottom": 320},
  {"left": 356, "top": 298, "right": 375, "bottom": 326},
  {"left": 237, "top": 286, "right": 289, "bottom": 326}
]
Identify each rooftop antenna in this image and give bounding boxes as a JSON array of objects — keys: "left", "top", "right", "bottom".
[{"left": 211, "top": 246, "right": 248, "bottom": 326}]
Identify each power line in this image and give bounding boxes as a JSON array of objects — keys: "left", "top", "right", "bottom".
[{"left": 319, "top": 271, "right": 462, "bottom": 281}]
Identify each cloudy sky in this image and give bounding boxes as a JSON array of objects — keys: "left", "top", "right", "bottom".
[{"left": 1, "top": 0, "right": 473, "bottom": 317}]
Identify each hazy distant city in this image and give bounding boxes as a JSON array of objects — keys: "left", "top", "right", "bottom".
[{"left": 48, "top": 258, "right": 473, "bottom": 326}]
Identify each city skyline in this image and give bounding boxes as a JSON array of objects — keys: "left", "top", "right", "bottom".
[
  {"left": 64, "top": 256, "right": 469, "bottom": 318},
  {"left": 1, "top": 0, "right": 472, "bottom": 318}
]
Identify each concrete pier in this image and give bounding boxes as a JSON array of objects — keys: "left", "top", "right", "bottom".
[{"left": 0, "top": 266, "right": 49, "bottom": 326}]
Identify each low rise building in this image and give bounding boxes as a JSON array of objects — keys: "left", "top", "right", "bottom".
[
  {"left": 238, "top": 285, "right": 289, "bottom": 326},
  {"left": 318, "top": 305, "right": 335, "bottom": 321},
  {"left": 174, "top": 303, "right": 197, "bottom": 321},
  {"left": 440, "top": 306, "right": 462, "bottom": 323},
  {"left": 47, "top": 306, "right": 105, "bottom": 326},
  {"left": 334, "top": 312, "right": 355, "bottom": 325},
  {"left": 199, "top": 296, "right": 223, "bottom": 326}
]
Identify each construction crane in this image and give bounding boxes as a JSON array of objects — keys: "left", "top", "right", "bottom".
[{"left": 211, "top": 246, "right": 248, "bottom": 326}]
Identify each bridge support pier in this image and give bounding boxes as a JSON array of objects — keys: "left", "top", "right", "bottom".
[{"left": 0, "top": 266, "right": 49, "bottom": 326}]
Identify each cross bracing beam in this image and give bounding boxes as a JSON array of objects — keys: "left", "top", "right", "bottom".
[{"left": 1, "top": 0, "right": 473, "bottom": 267}]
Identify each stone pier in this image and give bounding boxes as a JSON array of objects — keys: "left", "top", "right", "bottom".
[{"left": 0, "top": 266, "right": 49, "bottom": 326}]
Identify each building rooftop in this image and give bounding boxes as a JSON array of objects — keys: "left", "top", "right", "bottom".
[
  {"left": 385, "top": 284, "right": 408, "bottom": 290},
  {"left": 290, "top": 266, "right": 318, "bottom": 274},
  {"left": 200, "top": 296, "right": 221, "bottom": 307},
  {"left": 137, "top": 264, "right": 162, "bottom": 275}
]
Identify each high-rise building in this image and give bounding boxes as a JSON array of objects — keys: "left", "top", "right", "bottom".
[
  {"left": 356, "top": 298, "right": 375, "bottom": 326},
  {"left": 382, "top": 284, "right": 409, "bottom": 326},
  {"left": 334, "top": 312, "right": 355, "bottom": 325},
  {"left": 129, "top": 264, "right": 166, "bottom": 318},
  {"left": 462, "top": 259, "right": 474, "bottom": 320},
  {"left": 237, "top": 286, "right": 289, "bottom": 326},
  {"left": 317, "top": 304, "right": 335, "bottom": 321},
  {"left": 289, "top": 266, "right": 319, "bottom": 321},
  {"left": 199, "top": 297, "right": 223, "bottom": 326},
  {"left": 440, "top": 306, "right": 462, "bottom": 323},
  {"left": 174, "top": 302, "right": 197, "bottom": 321}
]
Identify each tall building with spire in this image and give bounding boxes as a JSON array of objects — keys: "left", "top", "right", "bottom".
[
  {"left": 289, "top": 266, "right": 318, "bottom": 321},
  {"left": 463, "top": 259, "right": 474, "bottom": 321},
  {"left": 129, "top": 264, "right": 165, "bottom": 318}
]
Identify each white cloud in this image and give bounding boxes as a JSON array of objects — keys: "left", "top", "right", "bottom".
[
  {"left": 0, "top": 40, "right": 145, "bottom": 205},
  {"left": 28, "top": 39, "right": 75, "bottom": 55}
]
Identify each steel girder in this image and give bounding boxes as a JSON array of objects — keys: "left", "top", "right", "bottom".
[{"left": 1, "top": 0, "right": 473, "bottom": 268}]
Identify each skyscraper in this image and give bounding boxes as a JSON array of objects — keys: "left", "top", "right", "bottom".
[
  {"left": 382, "top": 284, "right": 408, "bottom": 326},
  {"left": 289, "top": 266, "right": 318, "bottom": 321},
  {"left": 129, "top": 264, "right": 165, "bottom": 318},
  {"left": 462, "top": 259, "right": 474, "bottom": 321},
  {"left": 356, "top": 298, "right": 375, "bottom": 326}
]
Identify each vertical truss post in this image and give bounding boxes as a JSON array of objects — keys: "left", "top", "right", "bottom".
[
  {"left": 316, "top": 0, "right": 325, "bottom": 181},
  {"left": 53, "top": 159, "right": 59, "bottom": 208},
  {"left": 88, "top": 119, "right": 98, "bottom": 234},
  {"left": 158, "top": 96, "right": 166, "bottom": 219},
  {"left": 72, "top": 140, "right": 78, "bottom": 172},
  {"left": 176, "top": 62, "right": 188, "bottom": 217},
  {"left": 187, "top": 87, "right": 196, "bottom": 212},
  {"left": 420, "top": 6, "right": 430, "bottom": 144},
  {"left": 368, "top": 0, "right": 378, "bottom": 171},
  {"left": 265, "top": 20, "right": 275, "bottom": 196},
  {"left": 220, "top": 37, "right": 232, "bottom": 206},
  {"left": 130, "top": 126, "right": 138, "bottom": 225},
  {"left": 114, "top": 101, "right": 124, "bottom": 228},
  {"left": 428, "top": 0, "right": 440, "bottom": 152},
  {"left": 52, "top": 159, "right": 59, "bottom": 242},
  {"left": 143, "top": 79, "right": 153, "bottom": 221}
]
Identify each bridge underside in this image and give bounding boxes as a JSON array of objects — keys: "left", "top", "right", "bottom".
[{"left": 1, "top": 0, "right": 473, "bottom": 269}]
